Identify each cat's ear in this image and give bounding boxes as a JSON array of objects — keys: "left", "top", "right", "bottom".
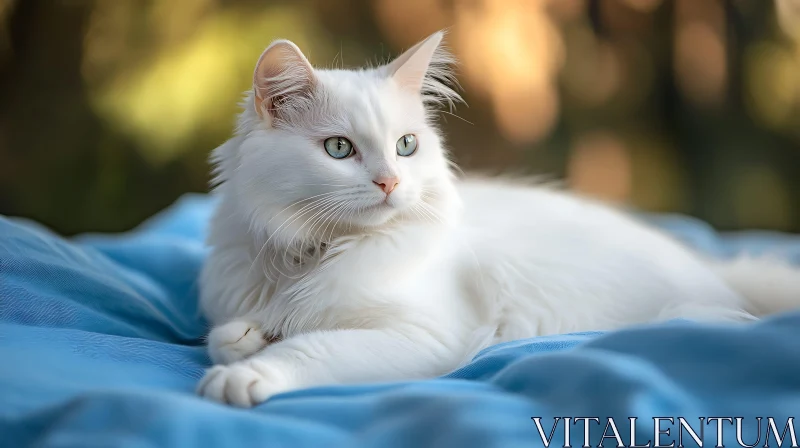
[
  {"left": 384, "top": 31, "right": 461, "bottom": 109},
  {"left": 386, "top": 31, "right": 445, "bottom": 93},
  {"left": 253, "top": 40, "right": 316, "bottom": 121}
]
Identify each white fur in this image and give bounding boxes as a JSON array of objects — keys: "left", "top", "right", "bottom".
[
  {"left": 706, "top": 256, "right": 800, "bottom": 316},
  {"left": 207, "top": 320, "right": 268, "bottom": 365},
  {"left": 196, "top": 31, "right": 799, "bottom": 407}
]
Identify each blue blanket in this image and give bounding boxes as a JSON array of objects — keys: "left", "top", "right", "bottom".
[{"left": 2, "top": 195, "right": 800, "bottom": 448}]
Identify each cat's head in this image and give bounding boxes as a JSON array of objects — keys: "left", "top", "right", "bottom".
[{"left": 214, "top": 31, "right": 462, "bottom": 246}]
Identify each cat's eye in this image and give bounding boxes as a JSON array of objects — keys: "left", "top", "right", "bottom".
[
  {"left": 396, "top": 134, "right": 418, "bottom": 157},
  {"left": 324, "top": 137, "right": 354, "bottom": 159}
]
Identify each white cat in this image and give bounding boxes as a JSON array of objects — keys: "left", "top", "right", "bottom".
[{"left": 197, "top": 31, "right": 800, "bottom": 407}]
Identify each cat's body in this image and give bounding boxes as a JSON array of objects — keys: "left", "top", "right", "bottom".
[{"left": 197, "top": 32, "right": 799, "bottom": 407}]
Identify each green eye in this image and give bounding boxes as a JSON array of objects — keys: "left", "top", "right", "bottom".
[
  {"left": 396, "top": 134, "right": 418, "bottom": 157},
  {"left": 324, "top": 137, "right": 354, "bottom": 159}
]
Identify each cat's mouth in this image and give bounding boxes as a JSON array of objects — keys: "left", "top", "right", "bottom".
[
  {"left": 356, "top": 199, "right": 400, "bottom": 225},
  {"left": 362, "top": 194, "right": 396, "bottom": 208},
  {"left": 364, "top": 200, "right": 392, "bottom": 211}
]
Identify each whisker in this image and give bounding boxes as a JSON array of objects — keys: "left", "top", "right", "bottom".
[
  {"left": 318, "top": 202, "right": 346, "bottom": 244},
  {"left": 283, "top": 196, "right": 344, "bottom": 264},
  {"left": 438, "top": 110, "right": 474, "bottom": 126},
  {"left": 266, "top": 191, "right": 340, "bottom": 227},
  {"left": 250, "top": 195, "right": 339, "bottom": 277},
  {"left": 326, "top": 203, "right": 351, "bottom": 243},
  {"left": 414, "top": 201, "right": 445, "bottom": 226},
  {"left": 283, "top": 196, "right": 341, "bottom": 254}
]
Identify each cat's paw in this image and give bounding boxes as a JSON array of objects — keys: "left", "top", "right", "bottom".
[
  {"left": 207, "top": 321, "right": 268, "bottom": 365},
  {"left": 197, "top": 361, "right": 288, "bottom": 407}
]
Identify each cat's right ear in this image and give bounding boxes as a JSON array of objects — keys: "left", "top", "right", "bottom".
[
  {"left": 385, "top": 31, "right": 444, "bottom": 94},
  {"left": 253, "top": 40, "right": 316, "bottom": 121}
]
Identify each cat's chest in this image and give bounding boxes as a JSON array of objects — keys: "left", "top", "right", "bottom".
[
  {"left": 254, "top": 263, "right": 406, "bottom": 337},
  {"left": 251, "top": 230, "right": 458, "bottom": 336}
]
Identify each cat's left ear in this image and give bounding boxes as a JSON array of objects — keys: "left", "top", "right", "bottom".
[{"left": 385, "top": 31, "right": 446, "bottom": 93}]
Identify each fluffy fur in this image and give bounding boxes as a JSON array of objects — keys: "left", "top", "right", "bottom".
[{"left": 197, "top": 31, "right": 799, "bottom": 407}]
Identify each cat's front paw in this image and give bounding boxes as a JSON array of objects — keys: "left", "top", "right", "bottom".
[
  {"left": 207, "top": 320, "right": 268, "bottom": 365},
  {"left": 197, "top": 361, "right": 288, "bottom": 407}
]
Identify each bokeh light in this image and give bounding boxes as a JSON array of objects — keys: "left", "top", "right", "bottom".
[
  {"left": 673, "top": 0, "right": 728, "bottom": 107},
  {"left": 568, "top": 132, "right": 632, "bottom": 203}
]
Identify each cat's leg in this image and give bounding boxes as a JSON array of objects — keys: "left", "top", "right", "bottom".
[
  {"left": 197, "top": 324, "right": 477, "bottom": 407},
  {"left": 207, "top": 320, "right": 270, "bottom": 365}
]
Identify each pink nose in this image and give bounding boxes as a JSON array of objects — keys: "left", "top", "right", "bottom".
[{"left": 373, "top": 177, "right": 400, "bottom": 195}]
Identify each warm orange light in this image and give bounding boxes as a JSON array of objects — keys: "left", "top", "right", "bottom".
[
  {"left": 673, "top": 0, "right": 727, "bottom": 107},
  {"left": 373, "top": 0, "right": 452, "bottom": 49},
  {"left": 374, "top": 0, "right": 567, "bottom": 144},
  {"left": 568, "top": 133, "right": 632, "bottom": 204},
  {"left": 776, "top": 0, "right": 800, "bottom": 41},
  {"left": 452, "top": 0, "right": 564, "bottom": 144}
]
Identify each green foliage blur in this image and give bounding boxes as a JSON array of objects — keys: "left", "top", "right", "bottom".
[{"left": 0, "top": 0, "right": 798, "bottom": 235}]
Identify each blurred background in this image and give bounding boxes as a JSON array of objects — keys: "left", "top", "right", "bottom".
[{"left": 0, "top": 0, "right": 799, "bottom": 235}]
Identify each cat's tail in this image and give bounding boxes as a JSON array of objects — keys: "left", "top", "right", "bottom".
[{"left": 707, "top": 256, "right": 800, "bottom": 316}]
